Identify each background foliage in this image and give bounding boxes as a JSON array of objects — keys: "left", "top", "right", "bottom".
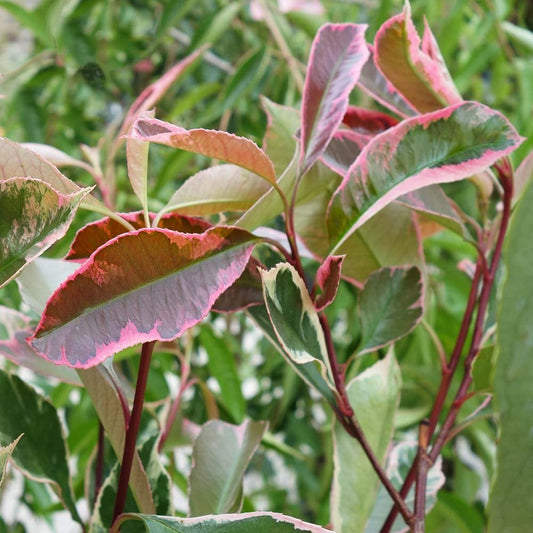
[{"left": 0, "top": 0, "right": 532, "bottom": 531}]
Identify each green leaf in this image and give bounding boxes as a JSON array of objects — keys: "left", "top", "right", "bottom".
[
  {"left": 90, "top": 432, "right": 172, "bottom": 533},
  {"left": 199, "top": 326, "right": 246, "bottom": 423},
  {"left": 247, "top": 305, "right": 337, "bottom": 406},
  {"left": 16, "top": 257, "right": 79, "bottom": 315},
  {"left": 158, "top": 164, "right": 270, "bottom": 218},
  {"left": 0, "top": 369, "right": 82, "bottom": 525},
  {"left": 77, "top": 366, "right": 156, "bottom": 514},
  {"left": 365, "top": 442, "right": 445, "bottom": 532},
  {"left": 0, "top": 178, "right": 88, "bottom": 288},
  {"left": 331, "top": 352, "right": 401, "bottom": 533},
  {"left": 260, "top": 263, "right": 334, "bottom": 390},
  {"left": 427, "top": 491, "right": 485, "bottom": 533},
  {"left": 0, "top": 434, "right": 22, "bottom": 488},
  {"left": 189, "top": 419, "right": 268, "bottom": 516},
  {"left": 127, "top": 110, "right": 155, "bottom": 226},
  {"left": 189, "top": 2, "right": 241, "bottom": 50},
  {"left": 358, "top": 266, "right": 424, "bottom": 354},
  {"left": 112, "top": 512, "right": 333, "bottom": 533},
  {"left": 488, "top": 175, "right": 533, "bottom": 531},
  {"left": 0, "top": 1, "right": 52, "bottom": 46}
]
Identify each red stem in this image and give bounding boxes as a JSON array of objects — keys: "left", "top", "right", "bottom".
[
  {"left": 319, "top": 314, "right": 353, "bottom": 417},
  {"left": 381, "top": 161, "right": 513, "bottom": 532},
  {"left": 413, "top": 420, "right": 431, "bottom": 532},
  {"left": 335, "top": 408, "right": 415, "bottom": 527},
  {"left": 112, "top": 341, "right": 155, "bottom": 524}
]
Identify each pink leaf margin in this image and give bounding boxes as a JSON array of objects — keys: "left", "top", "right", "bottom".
[
  {"left": 300, "top": 23, "right": 369, "bottom": 174},
  {"left": 29, "top": 227, "right": 257, "bottom": 368},
  {"left": 374, "top": 4, "right": 462, "bottom": 113},
  {"left": 329, "top": 101, "right": 524, "bottom": 250}
]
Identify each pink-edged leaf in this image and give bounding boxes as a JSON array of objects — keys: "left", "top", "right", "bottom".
[
  {"left": 300, "top": 23, "right": 369, "bottom": 174},
  {"left": 30, "top": 226, "right": 258, "bottom": 368},
  {"left": 321, "top": 130, "right": 368, "bottom": 176},
  {"left": 0, "top": 138, "right": 111, "bottom": 216},
  {"left": 358, "top": 46, "right": 417, "bottom": 118},
  {"left": 374, "top": 4, "right": 462, "bottom": 113},
  {"left": 0, "top": 178, "right": 89, "bottom": 288},
  {"left": 128, "top": 118, "right": 277, "bottom": 185},
  {"left": 127, "top": 110, "right": 154, "bottom": 219},
  {"left": 65, "top": 211, "right": 210, "bottom": 260},
  {"left": 358, "top": 266, "right": 424, "bottom": 354},
  {"left": 159, "top": 164, "right": 270, "bottom": 218},
  {"left": 113, "top": 511, "right": 333, "bottom": 533},
  {"left": 212, "top": 257, "right": 264, "bottom": 313},
  {"left": 342, "top": 105, "right": 399, "bottom": 135},
  {"left": 119, "top": 47, "right": 206, "bottom": 138},
  {"left": 328, "top": 102, "right": 523, "bottom": 252},
  {"left": 0, "top": 138, "right": 78, "bottom": 195},
  {"left": 315, "top": 255, "right": 344, "bottom": 311}
]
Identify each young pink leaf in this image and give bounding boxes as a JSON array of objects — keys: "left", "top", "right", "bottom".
[
  {"left": 0, "top": 178, "right": 89, "bottom": 288},
  {"left": 315, "top": 255, "right": 344, "bottom": 311},
  {"left": 342, "top": 105, "right": 399, "bottom": 135},
  {"left": 321, "top": 107, "right": 398, "bottom": 176},
  {"left": 358, "top": 266, "right": 424, "bottom": 354},
  {"left": 358, "top": 46, "right": 417, "bottom": 118},
  {"left": 66, "top": 211, "right": 210, "bottom": 260},
  {"left": 119, "top": 47, "right": 206, "bottom": 138},
  {"left": 374, "top": 3, "right": 462, "bottom": 113},
  {"left": 328, "top": 101, "right": 523, "bottom": 252},
  {"left": 30, "top": 227, "right": 258, "bottom": 368},
  {"left": 300, "top": 23, "right": 369, "bottom": 174},
  {"left": 128, "top": 118, "right": 277, "bottom": 185}
]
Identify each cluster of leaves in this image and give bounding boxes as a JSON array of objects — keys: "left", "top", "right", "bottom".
[{"left": 1, "top": 1, "right": 533, "bottom": 532}]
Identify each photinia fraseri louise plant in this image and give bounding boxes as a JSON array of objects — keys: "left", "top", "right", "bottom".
[{"left": 0, "top": 3, "right": 530, "bottom": 532}]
